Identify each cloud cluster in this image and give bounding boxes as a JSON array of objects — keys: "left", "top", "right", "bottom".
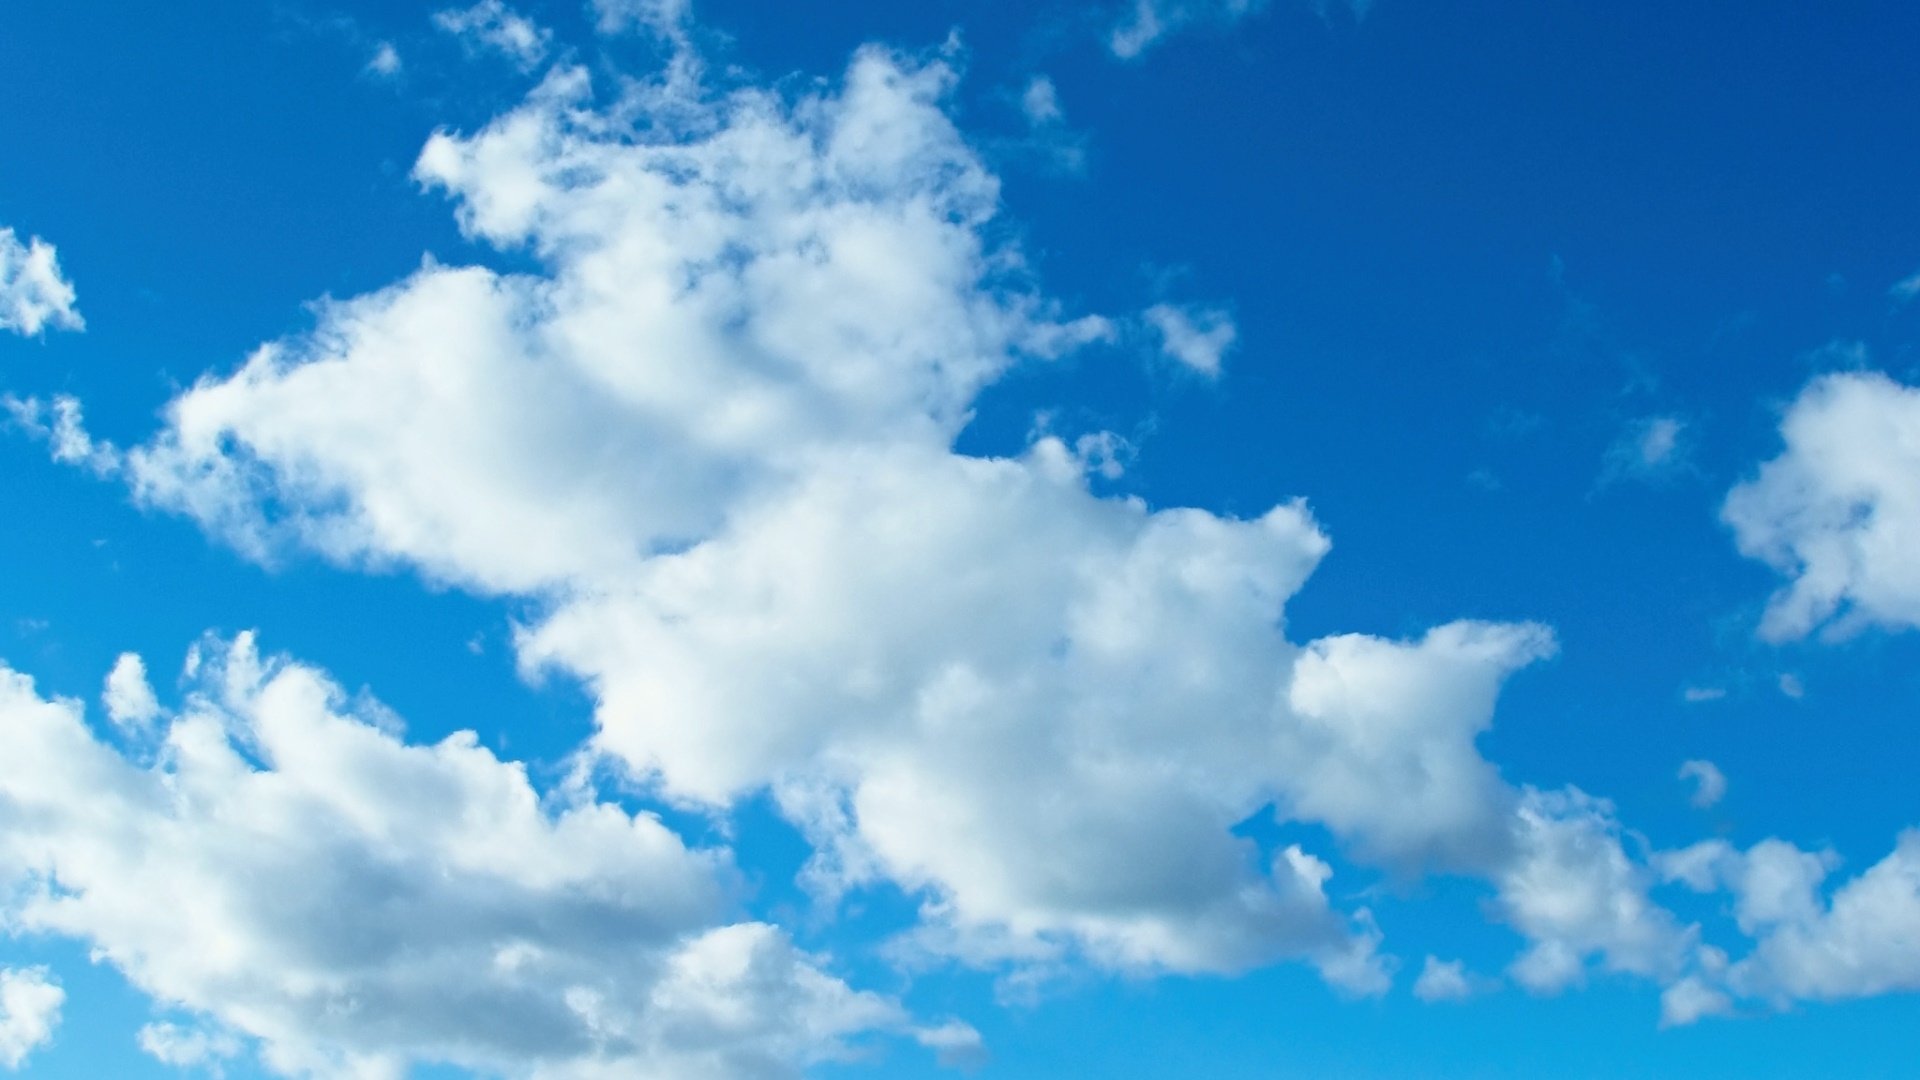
[
  {"left": 0, "top": 227, "right": 82, "bottom": 337},
  {"left": 62, "top": 39, "right": 1637, "bottom": 995},
  {"left": 18, "top": 12, "right": 1814, "bottom": 1053},
  {"left": 1660, "top": 833, "right": 1920, "bottom": 1019},
  {"left": 1723, "top": 371, "right": 1920, "bottom": 639},
  {"left": 0, "top": 637, "right": 957, "bottom": 1078},
  {"left": 0, "top": 967, "right": 62, "bottom": 1070}
]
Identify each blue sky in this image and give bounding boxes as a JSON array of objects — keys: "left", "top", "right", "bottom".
[{"left": 3, "top": 0, "right": 1920, "bottom": 1076}]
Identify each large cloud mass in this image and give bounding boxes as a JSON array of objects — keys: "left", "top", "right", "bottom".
[
  {"left": 18, "top": 23, "right": 1770, "bottom": 1040},
  {"left": 91, "top": 42, "right": 1587, "bottom": 990},
  {"left": 0, "top": 638, "right": 955, "bottom": 1078}
]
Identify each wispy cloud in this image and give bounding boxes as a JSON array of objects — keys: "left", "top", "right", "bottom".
[{"left": 433, "top": 0, "right": 551, "bottom": 70}]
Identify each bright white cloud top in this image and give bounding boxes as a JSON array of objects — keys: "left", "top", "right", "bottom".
[
  {"left": 30, "top": 36, "right": 1725, "bottom": 1003},
  {"left": 0, "top": 227, "right": 82, "bottom": 337},
  {"left": 0, "top": 636, "right": 967, "bottom": 1078},
  {"left": 1724, "top": 371, "right": 1920, "bottom": 639},
  {"left": 0, "top": 967, "right": 62, "bottom": 1070},
  {"left": 1661, "top": 834, "right": 1920, "bottom": 1014},
  {"left": 101, "top": 651, "right": 160, "bottom": 728}
]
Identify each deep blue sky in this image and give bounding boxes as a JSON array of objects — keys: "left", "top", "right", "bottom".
[{"left": 3, "top": 1, "right": 1919, "bottom": 1077}]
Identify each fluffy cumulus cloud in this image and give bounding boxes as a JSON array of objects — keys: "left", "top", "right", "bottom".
[
  {"left": 0, "top": 967, "right": 62, "bottom": 1069},
  {"left": 1723, "top": 370, "right": 1920, "bottom": 640},
  {"left": 41, "top": 23, "right": 1714, "bottom": 1018},
  {"left": 1731, "top": 834, "right": 1920, "bottom": 1003},
  {"left": 1660, "top": 833, "right": 1920, "bottom": 1019},
  {"left": 0, "top": 639, "right": 957, "bottom": 1078},
  {"left": 1496, "top": 789, "right": 1695, "bottom": 994},
  {"left": 102, "top": 651, "right": 161, "bottom": 728},
  {"left": 0, "top": 226, "right": 82, "bottom": 337}
]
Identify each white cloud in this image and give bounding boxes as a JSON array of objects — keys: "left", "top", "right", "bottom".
[
  {"left": 0, "top": 227, "right": 82, "bottom": 336},
  {"left": 525, "top": 452, "right": 1398, "bottom": 981},
  {"left": 1660, "top": 833, "right": 1920, "bottom": 1018},
  {"left": 1020, "top": 76, "right": 1063, "bottom": 126},
  {"left": 1730, "top": 832, "right": 1920, "bottom": 1003},
  {"left": 1776, "top": 672, "right": 1804, "bottom": 699},
  {"left": 592, "top": 0, "right": 691, "bottom": 40},
  {"left": 1498, "top": 789, "right": 1695, "bottom": 994},
  {"left": 122, "top": 53, "right": 1108, "bottom": 595},
  {"left": 1723, "top": 370, "right": 1920, "bottom": 640},
  {"left": 0, "top": 968, "right": 62, "bottom": 1070},
  {"left": 102, "top": 651, "right": 161, "bottom": 728},
  {"left": 1109, "top": 0, "right": 1265, "bottom": 59},
  {"left": 1681, "top": 685, "right": 1726, "bottom": 703},
  {"left": 1599, "top": 414, "right": 1689, "bottom": 486},
  {"left": 0, "top": 637, "right": 954, "bottom": 1078},
  {"left": 3, "top": 394, "right": 119, "bottom": 476},
  {"left": 1281, "top": 623, "right": 1555, "bottom": 871},
  {"left": 138, "top": 1021, "right": 241, "bottom": 1070},
  {"left": 52, "top": 34, "right": 1696, "bottom": 1010},
  {"left": 366, "top": 41, "right": 403, "bottom": 78},
  {"left": 1411, "top": 956, "right": 1475, "bottom": 1003},
  {"left": 433, "top": 0, "right": 552, "bottom": 70},
  {"left": 1011, "top": 74, "right": 1086, "bottom": 174},
  {"left": 1678, "top": 760, "right": 1726, "bottom": 809},
  {"left": 1659, "top": 975, "right": 1732, "bottom": 1027},
  {"left": 1145, "top": 302, "right": 1236, "bottom": 376}
]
